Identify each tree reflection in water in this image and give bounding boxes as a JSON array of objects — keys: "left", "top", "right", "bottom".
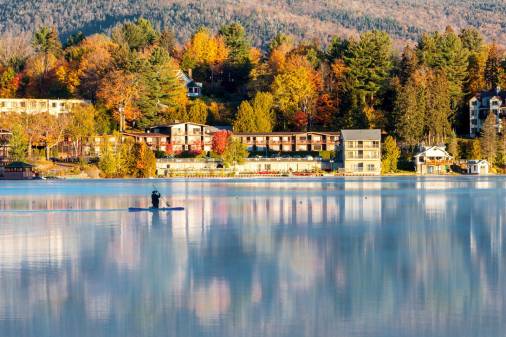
[{"left": 0, "top": 177, "right": 505, "bottom": 337}]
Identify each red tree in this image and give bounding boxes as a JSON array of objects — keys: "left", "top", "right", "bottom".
[
  {"left": 293, "top": 111, "right": 308, "bottom": 131},
  {"left": 212, "top": 130, "right": 231, "bottom": 155}
]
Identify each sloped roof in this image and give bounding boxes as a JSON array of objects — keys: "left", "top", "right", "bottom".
[
  {"left": 414, "top": 146, "right": 452, "bottom": 158},
  {"left": 5, "top": 161, "right": 34, "bottom": 169},
  {"left": 341, "top": 129, "right": 381, "bottom": 140}
]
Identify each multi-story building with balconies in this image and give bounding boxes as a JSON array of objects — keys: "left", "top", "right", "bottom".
[
  {"left": 469, "top": 87, "right": 506, "bottom": 137},
  {"left": 234, "top": 131, "right": 340, "bottom": 153},
  {"left": 0, "top": 98, "right": 90, "bottom": 117},
  {"left": 339, "top": 129, "right": 381, "bottom": 175},
  {"left": 124, "top": 122, "right": 214, "bottom": 154}
]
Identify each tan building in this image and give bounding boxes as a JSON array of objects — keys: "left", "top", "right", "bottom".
[
  {"left": 124, "top": 122, "right": 214, "bottom": 153},
  {"left": 0, "top": 98, "right": 90, "bottom": 116},
  {"left": 339, "top": 129, "right": 381, "bottom": 175},
  {"left": 234, "top": 131, "right": 339, "bottom": 153}
]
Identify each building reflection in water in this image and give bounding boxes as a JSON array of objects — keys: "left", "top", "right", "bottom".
[{"left": 0, "top": 178, "right": 505, "bottom": 336}]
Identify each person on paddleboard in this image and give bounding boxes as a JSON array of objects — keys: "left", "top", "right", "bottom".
[{"left": 151, "top": 190, "right": 161, "bottom": 209}]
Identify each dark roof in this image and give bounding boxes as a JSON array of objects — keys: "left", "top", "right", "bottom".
[
  {"left": 5, "top": 161, "right": 34, "bottom": 169},
  {"left": 123, "top": 132, "right": 167, "bottom": 138},
  {"left": 235, "top": 131, "right": 339, "bottom": 136},
  {"left": 341, "top": 129, "right": 381, "bottom": 140},
  {"left": 474, "top": 88, "right": 506, "bottom": 105}
]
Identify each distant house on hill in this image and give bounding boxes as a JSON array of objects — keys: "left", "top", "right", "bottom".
[
  {"left": 469, "top": 87, "right": 505, "bottom": 137},
  {"left": 414, "top": 146, "right": 453, "bottom": 175},
  {"left": 177, "top": 70, "right": 203, "bottom": 98}
]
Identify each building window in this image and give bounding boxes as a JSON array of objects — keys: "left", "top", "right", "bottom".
[
  {"left": 358, "top": 141, "right": 363, "bottom": 147},
  {"left": 367, "top": 164, "right": 375, "bottom": 171}
]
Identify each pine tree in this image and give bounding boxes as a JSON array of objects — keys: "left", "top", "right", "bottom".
[
  {"left": 481, "top": 112, "right": 497, "bottom": 163},
  {"left": 395, "top": 73, "right": 425, "bottom": 147},
  {"left": 425, "top": 70, "right": 452, "bottom": 144},
  {"left": 417, "top": 28, "right": 469, "bottom": 109},
  {"left": 344, "top": 31, "right": 393, "bottom": 106},
  {"left": 496, "top": 131, "right": 506, "bottom": 167},
  {"left": 470, "top": 139, "right": 481, "bottom": 160},
  {"left": 398, "top": 46, "right": 418, "bottom": 85},
  {"left": 484, "top": 43, "right": 502, "bottom": 90},
  {"left": 447, "top": 130, "right": 459, "bottom": 160}
]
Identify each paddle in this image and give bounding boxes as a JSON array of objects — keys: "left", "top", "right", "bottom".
[{"left": 152, "top": 183, "right": 171, "bottom": 208}]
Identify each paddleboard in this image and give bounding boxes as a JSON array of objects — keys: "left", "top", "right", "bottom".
[{"left": 128, "top": 207, "right": 184, "bottom": 212}]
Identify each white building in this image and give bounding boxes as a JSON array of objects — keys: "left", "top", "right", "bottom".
[
  {"left": 469, "top": 87, "right": 505, "bottom": 137},
  {"left": 414, "top": 146, "right": 453, "bottom": 175},
  {"left": 0, "top": 98, "right": 90, "bottom": 117},
  {"left": 467, "top": 160, "right": 489, "bottom": 175}
]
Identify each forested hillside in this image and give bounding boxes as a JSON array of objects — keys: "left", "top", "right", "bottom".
[{"left": 0, "top": 0, "right": 505, "bottom": 48}]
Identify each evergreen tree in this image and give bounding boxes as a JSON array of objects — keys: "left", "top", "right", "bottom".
[
  {"left": 425, "top": 70, "right": 452, "bottom": 144},
  {"left": 470, "top": 139, "right": 481, "bottom": 159},
  {"left": 481, "top": 112, "right": 497, "bottom": 163},
  {"left": 484, "top": 43, "right": 502, "bottom": 90},
  {"left": 417, "top": 28, "right": 469, "bottom": 109},
  {"left": 496, "top": 131, "right": 506, "bottom": 167},
  {"left": 447, "top": 130, "right": 459, "bottom": 160},
  {"left": 219, "top": 23, "right": 250, "bottom": 63},
  {"left": 395, "top": 72, "right": 425, "bottom": 147},
  {"left": 381, "top": 135, "right": 400, "bottom": 173},
  {"left": 398, "top": 46, "right": 418, "bottom": 85},
  {"left": 344, "top": 31, "right": 393, "bottom": 106},
  {"left": 459, "top": 28, "right": 483, "bottom": 54}
]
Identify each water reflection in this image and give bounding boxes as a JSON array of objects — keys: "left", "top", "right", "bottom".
[{"left": 0, "top": 177, "right": 505, "bottom": 337}]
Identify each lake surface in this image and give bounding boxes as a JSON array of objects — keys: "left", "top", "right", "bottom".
[{"left": 0, "top": 177, "right": 505, "bottom": 337}]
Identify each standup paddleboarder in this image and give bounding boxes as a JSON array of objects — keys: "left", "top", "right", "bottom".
[{"left": 151, "top": 190, "right": 161, "bottom": 209}]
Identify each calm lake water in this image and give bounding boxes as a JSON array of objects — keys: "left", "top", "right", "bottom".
[{"left": 0, "top": 177, "right": 505, "bottom": 337}]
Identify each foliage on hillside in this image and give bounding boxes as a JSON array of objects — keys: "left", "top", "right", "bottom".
[{"left": 0, "top": 0, "right": 505, "bottom": 48}]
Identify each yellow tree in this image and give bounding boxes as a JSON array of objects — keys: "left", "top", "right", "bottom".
[
  {"left": 181, "top": 28, "right": 229, "bottom": 69},
  {"left": 271, "top": 64, "right": 317, "bottom": 129}
]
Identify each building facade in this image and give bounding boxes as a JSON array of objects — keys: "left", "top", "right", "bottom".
[
  {"left": 467, "top": 160, "right": 489, "bottom": 175},
  {"left": 414, "top": 146, "right": 453, "bottom": 175},
  {"left": 124, "top": 122, "right": 214, "bottom": 153},
  {"left": 234, "top": 131, "right": 339, "bottom": 153},
  {"left": 177, "top": 70, "right": 203, "bottom": 98},
  {"left": 339, "top": 129, "right": 381, "bottom": 175},
  {"left": 0, "top": 98, "right": 90, "bottom": 116},
  {"left": 469, "top": 88, "right": 506, "bottom": 137}
]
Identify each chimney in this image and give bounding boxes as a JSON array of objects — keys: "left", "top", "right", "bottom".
[{"left": 188, "top": 68, "right": 192, "bottom": 79}]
